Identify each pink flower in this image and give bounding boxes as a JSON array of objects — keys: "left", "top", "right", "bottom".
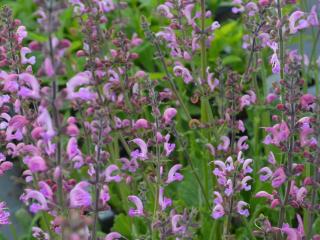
[
  {"left": 158, "top": 187, "right": 172, "bottom": 211},
  {"left": 211, "top": 204, "right": 225, "bottom": 219},
  {"left": 307, "top": 6, "right": 319, "bottom": 26},
  {"left": 288, "top": 11, "right": 309, "bottom": 34},
  {"left": 241, "top": 176, "right": 252, "bottom": 191},
  {"left": 213, "top": 191, "right": 223, "bottom": 205},
  {"left": 183, "top": 4, "right": 195, "bottom": 25},
  {"left": 0, "top": 202, "right": 10, "bottom": 225},
  {"left": 38, "top": 181, "right": 53, "bottom": 200},
  {"left": 94, "top": 0, "right": 115, "bottom": 13},
  {"left": 18, "top": 73, "right": 40, "bottom": 99},
  {"left": 100, "top": 185, "right": 110, "bottom": 206},
  {"left": 105, "top": 232, "right": 122, "bottom": 240},
  {"left": 225, "top": 156, "right": 235, "bottom": 172},
  {"left": 255, "top": 191, "right": 274, "bottom": 200},
  {"left": 207, "top": 67, "right": 219, "bottom": 92},
  {"left": 238, "top": 120, "right": 245, "bottom": 132},
  {"left": 166, "top": 164, "right": 183, "bottom": 184},
  {"left": 43, "top": 58, "right": 55, "bottom": 77},
  {"left": 268, "top": 151, "right": 276, "bottom": 165},
  {"left": 32, "top": 227, "right": 49, "bottom": 240},
  {"left": 66, "top": 137, "right": 84, "bottom": 168},
  {"left": 20, "top": 189, "right": 49, "bottom": 213},
  {"left": 128, "top": 195, "right": 144, "bottom": 217},
  {"left": 245, "top": 2, "right": 258, "bottom": 16},
  {"left": 6, "top": 115, "right": 28, "bottom": 141},
  {"left": 266, "top": 93, "right": 278, "bottom": 103},
  {"left": 164, "top": 141, "right": 175, "bottom": 157},
  {"left": 217, "top": 136, "right": 230, "bottom": 152},
  {"left": 173, "top": 65, "right": 193, "bottom": 84},
  {"left": 264, "top": 121, "right": 290, "bottom": 146},
  {"left": 36, "top": 107, "right": 56, "bottom": 140},
  {"left": 162, "top": 107, "right": 177, "bottom": 125},
  {"left": 237, "top": 201, "right": 249, "bottom": 217},
  {"left": 104, "top": 164, "right": 122, "bottom": 183},
  {"left": 133, "top": 119, "right": 149, "bottom": 129},
  {"left": 20, "top": 47, "right": 36, "bottom": 65},
  {"left": 67, "top": 71, "right": 96, "bottom": 101},
  {"left": 171, "top": 214, "right": 186, "bottom": 234},
  {"left": 130, "top": 138, "right": 148, "bottom": 160},
  {"left": 16, "top": 26, "right": 27, "bottom": 43},
  {"left": 272, "top": 167, "right": 286, "bottom": 188},
  {"left": 225, "top": 179, "right": 234, "bottom": 196},
  {"left": 69, "top": 181, "right": 91, "bottom": 208},
  {"left": 242, "top": 158, "right": 253, "bottom": 174},
  {"left": 300, "top": 93, "right": 315, "bottom": 110},
  {"left": 237, "top": 136, "right": 249, "bottom": 150},
  {"left": 259, "top": 167, "right": 273, "bottom": 181},
  {"left": 23, "top": 156, "right": 47, "bottom": 173},
  {"left": 157, "top": 4, "right": 174, "bottom": 19},
  {"left": 120, "top": 157, "right": 138, "bottom": 173}
]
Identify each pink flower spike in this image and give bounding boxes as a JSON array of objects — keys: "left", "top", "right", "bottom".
[
  {"left": 128, "top": 195, "right": 144, "bottom": 217},
  {"left": 166, "top": 164, "right": 184, "bottom": 184},
  {"left": 20, "top": 47, "right": 36, "bottom": 65},
  {"left": 237, "top": 201, "right": 249, "bottom": 217},
  {"left": 211, "top": 204, "right": 225, "bottom": 219},
  {"left": 105, "top": 164, "right": 122, "bottom": 183},
  {"left": 162, "top": 108, "right": 177, "bottom": 125},
  {"left": 105, "top": 232, "right": 122, "bottom": 240},
  {"left": 69, "top": 181, "right": 91, "bottom": 208}
]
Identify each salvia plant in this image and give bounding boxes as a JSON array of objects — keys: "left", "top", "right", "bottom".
[{"left": 0, "top": 0, "right": 320, "bottom": 239}]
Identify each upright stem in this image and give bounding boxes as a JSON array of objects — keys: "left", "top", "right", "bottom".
[
  {"left": 200, "top": 0, "right": 206, "bottom": 83},
  {"left": 91, "top": 121, "right": 103, "bottom": 240},
  {"left": 47, "top": 0, "right": 64, "bottom": 216},
  {"left": 141, "top": 17, "right": 192, "bottom": 121},
  {"left": 276, "top": 0, "right": 285, "bottom": 103},
  {"left": 277, "top": 74, "right": 296, "bottom": 238}
]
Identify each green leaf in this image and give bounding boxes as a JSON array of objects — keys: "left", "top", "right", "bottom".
[{"left": 111, "top": 213, "right": 132, "bottom": 238}]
